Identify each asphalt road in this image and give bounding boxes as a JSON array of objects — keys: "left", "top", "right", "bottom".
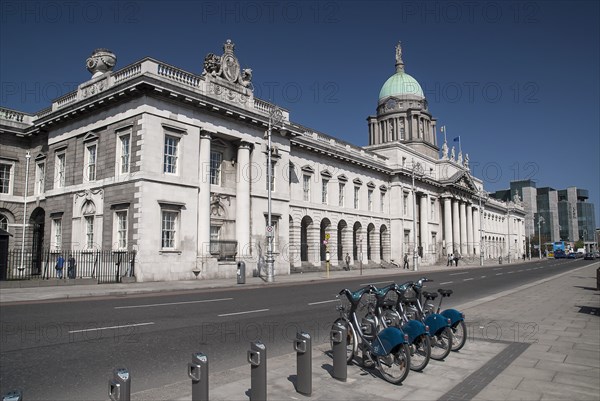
[{"left": 0, "top": 258, "right": 593, "bottom": 400}]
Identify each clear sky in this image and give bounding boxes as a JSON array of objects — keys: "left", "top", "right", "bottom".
[{"left": 1, "top": 1, "right": 599, "bottom": 226}]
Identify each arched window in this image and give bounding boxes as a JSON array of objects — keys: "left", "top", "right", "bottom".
[{"left": 0, "top": 214, "right": 8, "bottom": 232}]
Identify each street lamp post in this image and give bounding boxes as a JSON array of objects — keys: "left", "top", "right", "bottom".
[
  {"left": 537, "top": 215, "right": 545, "bottom": 259},
  {"left": 19, "top": 151, "right": 31, "bottom": 272},
  {"left": 478, "top": 189, "right": 488, "bottom": 266},
  {"left": 411, "top": 159, "right": 423, "bottom": 271},
  {"left": 507, "top": 202, "right": 513, "bottom": 264},
  {"left": 266, "top": 107, "right": 283, "bottom": 283}
]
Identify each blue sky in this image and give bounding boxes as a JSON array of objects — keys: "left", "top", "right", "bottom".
[{"left": 1, "top": 1, "right": 599, "bottom": 226}]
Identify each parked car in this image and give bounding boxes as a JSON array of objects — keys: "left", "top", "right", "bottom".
[
  {"left": 567, "top": 252, "right": 577, "bottom": 259},
  {"left": 584, "top": 253, "right": 595, "bottom": 260},
  {"left": 554, "top": 249, "right": 567, "bottom": 259}
]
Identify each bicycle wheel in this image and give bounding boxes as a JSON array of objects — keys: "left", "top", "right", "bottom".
[
  {"left": 377, "top": 343, "right": 411, "bottom": 385},
  {"left": 451, "top": 320, "right": 467, "bottom": 352},
  {"left": 409, "top": 334, "right": 431, "bottom": 372},
  {"left": 429, "top": 326, "right": 452, "bottom": 360},
  {"left": 330, "top": 318, "right": 357, "bottom": 364}
]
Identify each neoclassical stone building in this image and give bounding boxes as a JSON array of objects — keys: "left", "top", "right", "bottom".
[{"left": 0, "top": 40, "right": 526, "bottom": 282}]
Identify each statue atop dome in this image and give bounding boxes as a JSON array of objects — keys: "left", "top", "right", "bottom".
[{"left": 395, "top": 41, "right": 405, "bottom": 73}]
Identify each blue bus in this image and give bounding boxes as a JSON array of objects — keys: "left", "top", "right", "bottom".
[{"left": 553, "top": 241, "right": 566, "bottom": 252}]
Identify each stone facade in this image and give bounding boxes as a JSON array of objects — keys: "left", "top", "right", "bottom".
[{"left": 0, "top": 40, "right": 526, "bottom": 282}]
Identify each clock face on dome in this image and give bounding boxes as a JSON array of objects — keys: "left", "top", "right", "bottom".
[{"left": 221, "top": 53, "right": 240, "bottom": 84}]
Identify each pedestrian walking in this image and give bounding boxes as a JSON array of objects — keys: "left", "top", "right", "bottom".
[
  {"left": 522, "top": 253, "right": 526, "bottom": 261},
  {"left": 454, "top": 253, "right": 460, "bottom": 266},
  {"left": 67, "top": 255, "right": 77, "bottom": 279},
  {"left": 55, "top": 254, "right": 64, "bottom": 279},
  {"left": 447, "top": 253, "right": 453, "bottom": 266},
  {"left": 345, "top": 253, "right": 351, "bottom": 271},
  {"left": 403, "top": 253, "right": 409, "bottom": 269}
]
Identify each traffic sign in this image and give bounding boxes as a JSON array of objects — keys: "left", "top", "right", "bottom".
[{"left": 266, "top": 226, "right": 274, "bottom": 238}]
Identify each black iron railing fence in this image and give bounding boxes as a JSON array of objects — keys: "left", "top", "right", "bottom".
[{"left": 3, "top": 249, "right": 136, "bottom": 283}]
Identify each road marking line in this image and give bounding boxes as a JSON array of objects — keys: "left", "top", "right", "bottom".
[
  {"left": 480, "top": 275, "right": 487, "bottom": 278},
  {"left": 449, "top": 272, "right": 469, "bottom": 276},
  {"left": 439, "top": 281, "right": 453, "bottom": 285},
  {"left": 308, "top": 299, "right": 338, "bottom": 306},
  {"left": 508, "top": 271, "right": 515, "bottom": 274},
  {"left": 115, "top": 298, "right": 233, "bottom": 309},
  {"left": 463, "top": 278, "right": 474, "bottom": 281},
  {"left": 69, "top": 322, "right": 154, "bottom": 334},
  {"left": 493, "top": 268, "right": 502, "bottom": 270},
  {"left": 496, "top": 273, "right": 503, "bottom": 276},
  {"left": 517, "top": 270, "right": 523, "bottom": 272},
  {"left": 218, "top": 309, "right": 269, "bottom": 317}
]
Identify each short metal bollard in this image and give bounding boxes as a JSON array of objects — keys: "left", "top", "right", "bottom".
[
  {"left": 247, "top": 341, "right": 267, "bottom": 401},
  {"left": 294, "top": 331, "right": 312, "bottom": 396},
  {"left": 108, "top": 368, "right": 131, "bottom": 401},
  {"left": 330, "top": 321, "right": 347, "bottom": 382},
  {"left": 237, "top": 261, "right": 246, "bottom": 284},
  {"left": 188, "top": 352, "right": 209, "bottom": 401},
  {"left": 2, "top": 390, "right": 23, "bottom": 401}
]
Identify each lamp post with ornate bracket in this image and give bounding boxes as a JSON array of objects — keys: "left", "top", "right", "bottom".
[
  {"left": 266, "top": 107, "right": 283, "bottom": 283},
  {"left": 411, "top": 159, "right": 423, "bottom": 271},
  {"left": 538, "top": 215, "right": 545, "bottom": 259},
  {"left": 19, "top": 151, "right": 31, "bottom": 273}
]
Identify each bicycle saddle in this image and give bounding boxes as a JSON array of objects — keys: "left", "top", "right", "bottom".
[
  {"left": 422, "top": 291, "right": 438, "bottom": 300},
  {"left": 438, "top": 289, "right": 453, "bottom": 297}
]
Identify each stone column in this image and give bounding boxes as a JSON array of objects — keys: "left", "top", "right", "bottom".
[
  {"left": 236, "top": 142, "right": 251, "bottom": 258},
  {"left": 198, "top": 131, "right": 212, "bottom": 258},
  {"left": 466, "top": 204, "right": 473, "bottom": 255},
  {"left": 443, "top": 197, "right": 453, "bottom": 255},
  {"left": 473, "top": 206, "right": 481, "bottom": 256},
  {"left": 459, "top": 201, "right": 467, "bottom": 255},
  {"left": 419, "top": 193, "right": 429, "bottom": 257},
  {"left": 452, "top": 199, "right": 460, "bottom": 256}
]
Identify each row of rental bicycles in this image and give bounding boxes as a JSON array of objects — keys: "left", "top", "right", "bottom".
[{"left": 330, "top": 277, "right": 467, "bottom": 385}]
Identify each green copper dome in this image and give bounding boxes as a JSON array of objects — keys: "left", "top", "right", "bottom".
[{"left": 378, "top": 71, "right": 424, "bottom": 100}]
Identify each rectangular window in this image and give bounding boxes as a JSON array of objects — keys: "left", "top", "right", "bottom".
[
  {"left": 368, "top": 189, "right": 373, "bottom": 211},
  {"left": 403, "top": 192, "right": 409, "bottom": 215},
  {"left": 431, "top": 199, "right": 435, "bottom": 220},
  {"left": 35, "top": 161, "right": 45, "bottom": 195},
  {"left": 210, "top": 225, "right": 220, "bottom": 241},
  {"left": 322, "top": 179, "right": 329, "bottom": 204},
  {"left": 85, "top": 216, "right": 94, "bottom": 249},
  {"left": 52, "top": 218, "right": 62, "bottom": 251},
  {"left": 404, "top": 230, "right": 410, "bottom": 253},
  {"left": 86, "top": 144, "right": 97, "bottom": 181},
  {"left": 116, "top": 211, "right": 128, "bottom": 249},
  {"left": 210, "top": 151, "right": 222, "bottom": 185},
  {"left": 0, "top": 163, "right": 12, "bottom": 194},
  {"left": 55, "top": 153, "right": 66, "bottom": 188},
  {"left": 303, "top": 175, "right": 310, "bottom": 202},
  {"left": 380, "top": 191, "right": 385, "bottom": 212},
  {"left": 161, "top": 210, "right": 178, "bottom": 249},
  {"left": 119, "top": 133, "right": 131, "bottom": 174},
  {"left": 339, "top": 183, "right": 345, "bottom": 207},
  {"left": 354, "top": 187, "right": 360, "bottom": 209},
  {"left": 163, "top": 135, "right": 179, "bottom": 174}
]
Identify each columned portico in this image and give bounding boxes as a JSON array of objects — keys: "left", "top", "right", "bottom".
[
  {"left": 459, "top": 201, "right": 467, "bottom": 255},
  {"left": 198, "top": 131, "right": 212, "bottom": 258},
  {"left": 235, "top": 141, "right": 252, "bottom": 257},
  {"left": 443, "top": 197, "right": 453, "bottom": 255}
]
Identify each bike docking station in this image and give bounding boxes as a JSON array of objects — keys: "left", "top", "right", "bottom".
[
  {"left": 188, "top": 352, "right": 209, "bottom": 401},
  {"left": 330, "top": 321, "right": 348, "bottom": 382},
  {"left": 1, "top": 390, "right": 23, "bottom": 401},
  {"left": 247, "top": 341, "right": 267, "bottom": 401},
  {"left": 108, "top": 368, "right": 131, "bottom": 401},
  {"left": 293, "top": 331, "right": 312, "bottom": 396}
]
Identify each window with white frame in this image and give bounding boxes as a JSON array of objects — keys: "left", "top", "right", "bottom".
[
  {"left": 368, "top": 189, "right": 373, "bottom": 211},
  {"left": 339, "top": 183, "right": 345, "bottom": 207},
  {"left": 0, "top": 162, "right": 13, "bottom": 194},
  {"left": 161, "top": 209, "right": 179, "bottom": 249},
  {"left": 163, "top": 135, "right": 179, "bottom": 174},
  {"left": 117, "top": 131, "right": 131, "bottom": 174},
  {"left": 354, "top": 187, "right": 360, "bottom": 209},
  {"left": 52, "top": 218, "right": 62, "bottom": 251},
  {"left": 85, "top": 143, "right": 97, "bottom": 181},
  {"left": 85, "top": 215, "right": 95, "bottom": 249},
  {"left": 303, "top": 175, "right": 310, "bottom": 201},
  {"left": 55, "top": 152, "right": 66, "bottom": 188},
  {"left": 35, "top": 161, "right": 45, "bottom": 195},
  {"left": 380, "top": 191, "right": 386, "bottom": 212},
  {"left": 403, "top": 192, "right": 409, "bottom": 215},
  {"left": 115, "top": 210, "right": 128, "bottom": 249},
  {"left": 210, "top": 151, "right": 222, "bottom": 185},
  {"left": 322, "top": 179, "right": 329, "bottom": 204}
]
